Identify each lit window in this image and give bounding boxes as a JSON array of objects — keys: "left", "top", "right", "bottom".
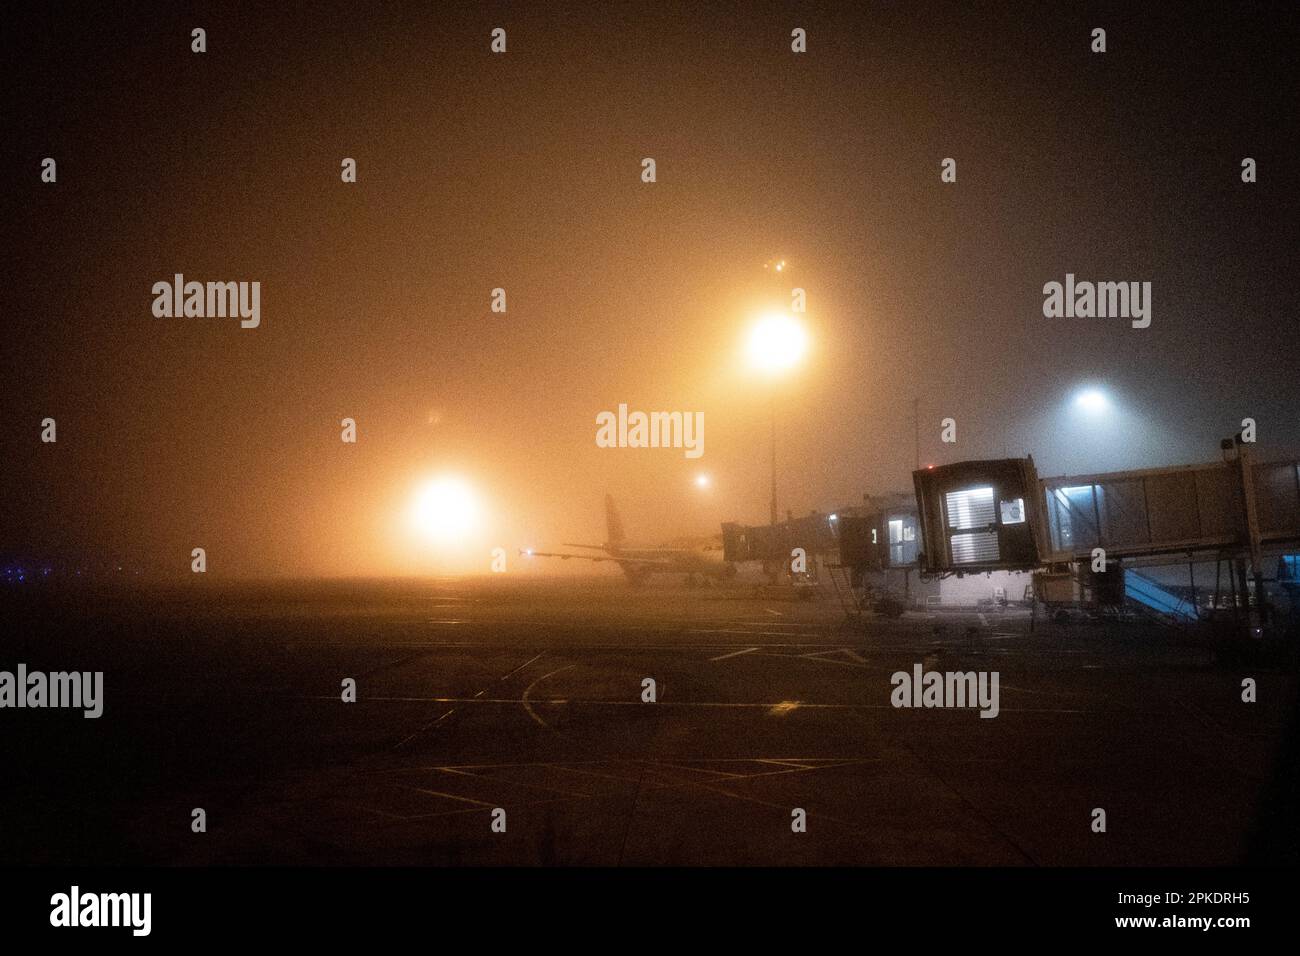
[
  {"left": 944, "top": 487, "right": 999, "bottom": 564},
  {"left": 945, "top": 487, "right": 995, "bottom": 530}
]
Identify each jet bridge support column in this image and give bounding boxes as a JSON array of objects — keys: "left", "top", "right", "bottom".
[{"left": 1236, "top": 445, "right": 1269, "bottom": 630}]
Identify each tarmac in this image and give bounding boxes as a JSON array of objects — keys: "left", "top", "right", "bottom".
[{"left": 1, "top": 576, "right": 1294, "bottom": 866}]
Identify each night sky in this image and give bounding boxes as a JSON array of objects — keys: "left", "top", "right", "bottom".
[{"left": 5, "top": 1, "right": 1297, "bottom": 576}]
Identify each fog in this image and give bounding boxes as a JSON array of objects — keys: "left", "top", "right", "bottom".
[{"left": 5, "top": 3, "right": 1295, "bottom": 577}]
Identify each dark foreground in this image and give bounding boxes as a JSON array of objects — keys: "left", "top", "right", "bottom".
[{"left": 1, "top": 577, "right": 1296, "bottom": 866}]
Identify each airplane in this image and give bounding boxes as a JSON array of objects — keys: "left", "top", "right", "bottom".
[{"left": 521, "top": 495, "right": 736, "bottom": 585}]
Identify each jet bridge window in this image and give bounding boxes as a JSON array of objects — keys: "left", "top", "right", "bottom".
[
  {"left": 1000, "top": 497, "right": 1026, "bottom": 524},
  {"left": 943, "top": 486, "right": 999, "bottom": 565},
  {"left": 887, "top": 516, "right": 918, "bottom": 566},
  {"left": 1046, "top": 484, "right": 1102, "bottom": 552}
]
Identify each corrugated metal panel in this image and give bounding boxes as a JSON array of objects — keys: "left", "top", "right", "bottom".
[
  {"left": 1100, "top": 478, "right": 1149, "bottom": 546},
  {"left": 951, "top": 531, "right": 1000, "bottom": 565},
  {"left": 944, "top": 487, "right": 996, "bottom": 530},
  {"left": 1255, "top": 461, "right": 1300, "bottom": 538},
  {"left": 1196, "top": 467, "right": 1240, "bottom": 538},
  {"left": 1145, "top": 471, "right": 1201, "bottom": 543}
]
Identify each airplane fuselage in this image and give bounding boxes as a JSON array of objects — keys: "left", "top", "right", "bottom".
[
  {"left": 525, "top": 496, "right": 735, "bottom": 583},
  {"left": 606, "top": 538, "right": 728, "bottom": 575}
]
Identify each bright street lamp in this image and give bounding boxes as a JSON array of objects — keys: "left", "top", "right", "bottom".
[
  {"left": 1074, "top": 387, "right": 1110, "bottom": 414},
  {"left": 746, "top": 311, "right": 809, "bottom": 375}
]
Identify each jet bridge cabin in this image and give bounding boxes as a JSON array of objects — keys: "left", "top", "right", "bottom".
[
  {"left": 721, "top": 512, "right": 838, "bottom": 564},
  {"left": 913, "top": 458, "right": 1051, "bottom": 573},
  {"left": 835, "top": 505, "right": 920, "bottom": 574}
]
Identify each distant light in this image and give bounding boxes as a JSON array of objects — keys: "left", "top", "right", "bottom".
[
  {"left": 746, "top": 312, "right": 808, "bottom": 374},
  {"left": 411, "top": 476, "right": 481, "bottom": 542},
  {"left": 829, "top": 513, "right": 838, "bottom": 521},
  {"left": 775, "top": 260, "right": 786, "bottom": 272},
  {"left": 1074, "top": 388, "right": 1110, "bottom": 413},
  {"left": 695, "top": 474, "right": 711, "bottom": 489}
]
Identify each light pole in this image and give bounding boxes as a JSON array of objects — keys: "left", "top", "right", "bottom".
[
  {"left": 745, "top": 310, "right": 808, "bottom": 526},
  {"left": 769, "top": 393, "right": 778, "bottom": 525},
  {"left": 913, "top": 396, "right": 920, "bottom": 471}
]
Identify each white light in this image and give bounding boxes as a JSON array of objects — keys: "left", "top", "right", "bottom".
[
  {"left": 746, "top": 312, "right": 809, "bottom": 374},
  {"left": 1074, "top": 388, "right": 1110, "bottom": 413},
  {"left": 411, "top": 476, "right": 481, "bottom": 542},
  {"left": 695, "top": 474, "right": 711, "bottom": 488}
]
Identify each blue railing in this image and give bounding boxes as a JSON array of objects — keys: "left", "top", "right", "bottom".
[{"left": 1125, "top": 570, "right": 1199, "bottom": 623}]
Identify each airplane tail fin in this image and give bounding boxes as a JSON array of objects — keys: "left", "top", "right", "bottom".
[{"left": 605, "top": 494, "right": 625, "bottom": 548}]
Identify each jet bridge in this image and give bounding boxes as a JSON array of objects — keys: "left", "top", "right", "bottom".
[
  {"left": 914, "top": 449, "right": 1300, "bottom": 573},
  {"left": 721, "top": 512, "right": 838, "bottom": 564},
  {"left": 1041, "top": 462, "right": 1242, "bottom": 561},
  {"left": 913, "top": 445, "right": 1300, "bottom": 629},
  {"left": 1039, "top": 454, "right": 1300, "bottom": 562}
]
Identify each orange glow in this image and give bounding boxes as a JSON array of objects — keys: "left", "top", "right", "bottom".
[
  {"left": 410, "top": 476, "right": 481, "bottom": 543},
  {"left": 745, "top": 312, "right": 809, "bottom": 375}
]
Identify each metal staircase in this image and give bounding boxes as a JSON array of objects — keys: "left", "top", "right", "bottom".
[{"left": 1125, "top": 569, "right": 1199, "bottom": 624}]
